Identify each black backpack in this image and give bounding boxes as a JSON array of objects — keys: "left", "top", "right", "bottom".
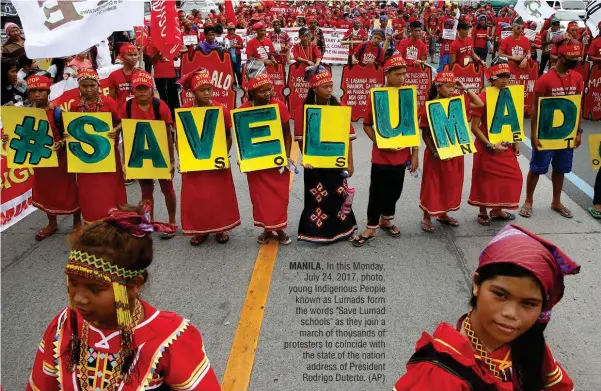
[{"left": 126, "top": 97, "right": 161, "bottom": 120}]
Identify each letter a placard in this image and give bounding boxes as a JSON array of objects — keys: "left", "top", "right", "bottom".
[
  {"left": 63, "top": 112, "right": 115, "bottom": 173},
  {"left": 302, "top": 105, "right": 351, "bottom": 168},
  {"left": 371, "top": 87, "right": 420, "bottom": 149},
  {"left": 122, "top": 119, "right": 172, "bottom": 179},
  {"left": 175, "top": 106, "right": 229, "bottom": 172},
  {"left": 1, "top": 106, "right": 58, "bottom": 168},
  {"left": 425, "top": 95, "right": 476, "bottom": 159},
  {"left": 537, "top": 95, "right": 582, "bottom": 150},
  {"left": 231, "top": 104, "right": 286, "bottom": 173},
  {"left": 486, "top": 85, "right": 525, "bottom": 144}
]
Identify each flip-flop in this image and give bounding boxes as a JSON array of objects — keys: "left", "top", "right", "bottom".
[
  {"left": 190, "top": 235, "right": 208, "bottom": 246},
  {"left": 380, "top": 225, "right": 401, "bottom": 238},
  {"left": 551, "top": 205, "right": 573, "bottom": 219},
  {"left": 257, "top": 232, "right": 270, "bottom": 244},
  {"left": 490, "top": 212, "right": 516, "bottom": 221},
  {"left": 35, "top": 227, "right": 58, "bottom": 241},
  {"left": 216, "top": 232, "right": 229, "bottom": 244},
  {"left": 352, "top": 235, "right": 375, "bottom": 247},
  {"left": 421, "top": 222, "right": 436, "bottom": 233},
  {"left": 161, "top": 231, "right": 176, "bottom": 240},
  {"left": 588, "top": 207, "right": 601, "bottom": 219},
  {"left": 519, "top": 205, "right": 532, "bottom": 218},
  {"left": 477, "top": 214, "right": 491, "bottom": 226},
  {"left": 436, "top": 217, "right": 460, "bottom": 227},
  {"left": 277, "top": 232, "right": 292, "bottom": 245}
]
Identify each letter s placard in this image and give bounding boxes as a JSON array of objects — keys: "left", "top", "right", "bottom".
[
  {"left": 302, "top": 105, "right": 351, "bottom": 168},
  {"left": 63, "top": 112, "right": 115, "bottom": 173}
]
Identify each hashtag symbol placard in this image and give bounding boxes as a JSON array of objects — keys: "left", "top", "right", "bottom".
[{"left": 1, "top": 107, "right": 59, "bottom": 168}]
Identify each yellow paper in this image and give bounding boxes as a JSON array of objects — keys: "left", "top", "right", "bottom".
[
  {"left": 425, "top": 95, "right": 476, "bottom": 159},
  {"left": 175, "top": 106, "right": 230, "bottom": 172},
  {"left": 231, "top": 104, "right": 286, "bottom": 173},
  {"left": 62, "top": 112, "right": 116, "bottom": 173},
  {"left": 302, "top": 105, "right": 351, "bottom": 168},
  {"left": 1, "top": 106, "right": 58, "bottom": 168},
  {"left": 371, "top": 87, "right": 420, "bottom": 149},
  {"left": 537, "top": 94, "right": 582, "bottom": 151},
  {"left": 121, "top": 119, "right": 172, "bottom": 179},
  {"left": 589, "top": 133, "right": 601, "bottom": 171},
  {"left": 486, "top": 85, "right": 525, "bottom": 144}
]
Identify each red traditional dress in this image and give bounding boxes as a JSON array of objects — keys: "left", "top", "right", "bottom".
[
  {"left": 239, "top": 98, "right": 291, "bottom": 230},
  {"left": 468, "top": 92, "right": 522, "bottom": 209},
  {"left": 180, "top": 100, "right": 241, "bottom": 235},
  {"left": 27, "top": 299, "right": 221, "bottom": 390},
  {"left": 69, "top": 95, "right": 127, "bottom": 223},
  {"left": 394, "top": 317, "right": 574, "bottom": 391},
  {"left": 419, "top": 107, "right": 464, "bottom": 216},
  {"left": 32, "top": 108, "right": 79, "bottom": 215}
]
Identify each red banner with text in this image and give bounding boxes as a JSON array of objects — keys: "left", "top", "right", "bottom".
[
  {"left": 0, "top": 143, "right": 36, "bottom": 232},
  {"left": 286, "top": 63, "right": 333, "bottom": 120},
  {"left": 340, "top": 64, "right": 385, "bottom": 122},
  {"left": 583, "top": 62, "right": 601, "bottom": 121},
  {"left": 150, "top": 0, "right": 182, "bottom": 61},
  {"left": 180, "top": 51, "right": 236, "bottom": 110},
  {"left": 241, "top": 64, "right": 287, "bottom": 104},
  {"left": 404, "top": 64, "right": 433, "bottom": 112},
  {"left": 508, "top": 60, "right": 538, "bottom": 117},
  {"left": 446, "top": 63, "right": 485, "bottom": 93}
]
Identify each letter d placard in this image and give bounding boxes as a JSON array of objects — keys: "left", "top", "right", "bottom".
[
  {"left": 537, "top": 94, "right": 581, "bottom": 150},
  {"left": 231, "top": 104, "right": 286, "bottom": 173},
  {"left": 302, "top": 105, "right": 351, "bottom": 168},
  {"left": 371, "top": 86, "right": 420, "bottom": 149}
]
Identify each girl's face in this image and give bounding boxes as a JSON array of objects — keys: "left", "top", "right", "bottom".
[
  {"left": 492, "top": 75, "right": 510, "bottom": 90},
  {"left": 79, "top": 79, "right": 100, "bottom": 100},
  {"left": 194, "top": 85, "right": 213, "bottom": 105},
  {"left": 253, "top": 84, "right": 273, "bottom": 103},
  {"left": 68, "top": 274, "right": 118, "bottom": 327},
  {"left": 472, "top": 274, "right": 543, "bottom": 347},
  {"left": 29, "top": 89, "right": 49, "bottom": 107},
  {"left": 9, "top": 27, "right": 21, "bottom": 41},
  {"left": 437, "top": 83, "right": 456, "bottom": 98},
  {"left": 7, "top": 66, "right": 18, "bottom": 84},
  {"left": 314, "top": 83, "right": 333, "bottom": 101}
]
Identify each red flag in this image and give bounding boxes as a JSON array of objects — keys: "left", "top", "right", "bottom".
[
  {"left": 150, "top": 0, "right": 182, "bottom": 61},
  {"left": 224, "top": 0, "right": 236, "bottom": 24}
]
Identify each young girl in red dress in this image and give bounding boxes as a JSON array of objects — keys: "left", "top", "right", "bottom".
[
  {"left": 419, "top": 71, "right": 484, "bottom": 233},
  {"left": 469, "top": 57, "right": 522, "bottom": 226},
  {"left": 239, "top": 73, "right": 293, "bottom": 245},
  {"left": 178, "top": 69, "right": 241, "bottom": 245},
  {"left": 27, "top": 203, "right": 221, "bottom": 390},
  {"left": 69, "top": 68, "right": 127, "bottom": 223},
  {"left": 394, "top": 224, "right": 578, "bottom": 391}
]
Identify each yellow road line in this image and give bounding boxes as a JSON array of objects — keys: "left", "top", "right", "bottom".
[{"left": 221, "top": 144, "right": 300, "bottom": 391}]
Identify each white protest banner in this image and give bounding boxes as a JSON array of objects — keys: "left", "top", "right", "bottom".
[
  {"left": 524, "top": 28, "right": 537, "bottom": 41},
  {"left": 515, "top": 0, "right": 556, "bottom": 23},
  {"left": 501, "top": 31, "right": 513, "bottom": 39},
  {"left": 183, "top": 35, "right": 198, "bottom": 46},
  {"left": 322, "top": 28, "right": 348, "bottom": 65},
  {"left": 586, "top": 0, "right": 601, "bottom": 37},
  {"left": 442, "top": 29, "right": 457, "bottom": 40},
  {"left": 14, "top": 0, "right": 143, "bottom": 58}
]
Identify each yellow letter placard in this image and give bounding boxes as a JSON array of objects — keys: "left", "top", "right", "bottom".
[
  {"left": 425, "top": 95, "right": 476, "bottom": 159},
  {"left": 231, "top": 104, "right": 286, "bottom": 173},
  {"left": 371, "top": 86, "right": 420, "bottom": 149},
  {"left": 486, "top": 85, "right": 525, "bottom": 144},
  {"left": 121, "top": 119, "right": 171, "bottom": 179},
  {"left": 1, "top": 106, "right": 58, "bottom": 168},
  {"left": 302, "top": 105, "right": 351, "bottom": 168},
  {"left": 63, "top": 112, "right": 115, "bottom": 173},
  {"left": 589, "top": 133, "right": 601, "bottom": 171},
  {"left": 537, "top": 94, "right": 582, "bottom": 150},
  {"left": 175, "top": 106, "right": 229, "bottom": 172}
]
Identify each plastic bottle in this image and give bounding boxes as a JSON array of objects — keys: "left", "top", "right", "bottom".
[
  {"left": 341, "top": 187, "right": 355, "bottom": 214},
  {"left": 405, "top": 160, "right": 420, "bottom": 178}
]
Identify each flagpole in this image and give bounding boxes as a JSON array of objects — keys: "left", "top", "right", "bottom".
[{"left": 139, "top": 26, "right": 144, "bottom": 68}]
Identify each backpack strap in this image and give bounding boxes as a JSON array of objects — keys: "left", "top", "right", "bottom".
[
  {"left": 358, "top": 41, "right": 368, "bottom": 61},
  {"left": 152, "top": 97, "right": 161, "bottom": 121},
  {"left": 126, "top": 98, "right": 133, "bottom": 119},
  {"left": 408, "top": 343, "right": 496, "bottom": 391},
  {"left": 53, "top": 106, "right": 64, "bottom": 136}
]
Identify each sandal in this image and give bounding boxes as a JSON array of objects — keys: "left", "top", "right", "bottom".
[
  {"left": 519, "top": 205, "right": 533, "bottom": 218},
  {"left": 161, "top": 231, "right": 176, "bottom": 240},
  {"left": 277, "top": 231, "right": 292, "bottom": 245},
  {"left": 436, "top": 217, "right": 460, "bottom": 227},
  {"left": 216, "top": 232, "right": 230, "bottom": 244},
  {"left": 257, "top": 232, "right": 270, "bottom": 244},
  {"left": 588, "top": 207, "right": 601, "bottom": 219},
  {"left": 477, "top": 214, "right": 491, "bottom": 226},
  {"left": 190, "top": 235, "right": 208, "bottom": 246},
  {"left": 490, "top": 212, "right": 516, "bottom": 221},
  {"left": 352, "top": 235, "right": 375, "bottom": 247},
  {"left": 380, "top": 224, "right": 401, "bottom": 238},
  {"left": 35, "top": 227, "right": 58, "bottom": 241},
  {"left": 421, "top": 221, "right": 436, "bottom": 233},
  {"left": 551, "top": 205, "right": 573, "bottom": 219}
]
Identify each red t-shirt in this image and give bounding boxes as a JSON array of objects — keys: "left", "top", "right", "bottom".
[
  {"left": 292, "top": 43, "right": 322, "bottom": 62},
  {"left": 397, "top": 38, "right": 428, "bottom": 65},
  {"left": 245, "top": 37, "right": 276, "bottom": 60},
  {"left": 107, "top": 68, "right": 141, "bottom": 107},
  {"left": 392, "top": 18, "right": 407, "bottom": 33},
  {"left": 239, "top": 98, "right": 291, "bottom": 123},
  {"left": 364, "top": 94, "right": 411, "bottom": 166},
  {"left": 120, "top": 98, "right": 173, "bottom": 126},
  {"left": 588, "top": 37, "right": 601, "bottom": 58},
  {"left": 440, "top": 38, "right": 453, "bottom": 55},
  {"left": 450, "top": 36, "right": 474, "bottom": 65},
  {"left": 226, "top": 33, "right": 243, "bottom": 55},
  {"left": 145, "top": 43, "right": 176, "bottom": 79},
  {"left": 499, "top": 35, "right": 531, "bottom": 59},
  {"left": 472, "top": 27, "right": 490, "bottom": 49},
  {"left": 353, "top": 42, "right": 385, "bottom": 65},
  {"left": 534, "top": 69, "right": 584, "bottom": 97}
]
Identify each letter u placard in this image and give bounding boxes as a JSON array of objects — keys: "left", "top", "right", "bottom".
[
  {"left": 371, "top": 87, "right": 420, "bottom": 149},
  {"left": 121, "top": 119, "right": 171, "bottom": 179},
  {"left": 426, "top": 95, "right": 476, "bottom": 159},
  {"left": 231, "top": 104, "right": 286, "bottom": 173},
  {"left": 63, "top": 112, "right": 116, "bottom": 173},
  {"left": 302, "top": 105, "right": 351, "bottom": 168}
]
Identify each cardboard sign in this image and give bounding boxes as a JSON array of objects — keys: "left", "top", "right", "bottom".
[
  {"left": 425, "top": 95, "right": 476, "bottom": 159},
  {"left": 231, "top": 104, "right": 286, "bottom": 173},
  {"left": 583, "top": 63, "right": 601, "bottom": 121},
  {"left": 589, "top": 133, "right": 601, "bottom": 170},
  {"left": 370, "top": 87, "right": 420, "bottom": 149},
  {"left": 1, "top": 107, "right": 58, "bottom": 168},
  {"left": 121, "top": 119, "right": 172, "bottom": 179},
  {"left": 63, "top": 112, "right": 116, "bottom": 173},
  {"left": 180, "top": 51, "right": 236, "bottom": 110},
  {"left": 241, "top": 63, "right": 287, "bottom": 104},
  {"left": 442, "top": 29, "right": 457, "bottom": 40},
  {"left": 302, "top": 105, "right": 352, "bottom": 168},
  {"left": 537, "top": 94, "right": 582, "bottom": 150},
  {"left": 405, "top": 64, "right": 433, "bottom": 112},
  {"left": 501, "top": 31, "right": 512, "bottom": 39},
  {"left": 183, "top": 35, "right": 198, "bottom": 46},
  {"left": 486, "top": 85, "right": 525, "bottom": 144},
  {"left": 287, "top": 63, "right": 333, "bottom": 120},
  {"left": 447, "top": 62, "right": 484, "bottom": 94},
  {"left": 175, "top": 106, "right": 230, "bottom": 172},
  {"left": 524, "top": 28, "right": 536, "bottom": 41},
  {"left": 340, "top": 64, "right": 385, "bottom": 121}
]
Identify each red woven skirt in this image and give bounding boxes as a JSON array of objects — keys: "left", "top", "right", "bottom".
[
  {"left": 246, "top": 167, "right": 290, "bottom": 230},
  {"left": 420, "top": 148, "right": 464, "bottom": 216},
  {"left": 32, "top": 150, "right": 79, "bottom": 215}
]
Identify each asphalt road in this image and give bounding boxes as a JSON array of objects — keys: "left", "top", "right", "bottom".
[{"left": 1, "top": 65, "right": 600, "bottom": 391}]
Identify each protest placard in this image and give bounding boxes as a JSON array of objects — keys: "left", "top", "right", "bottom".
[
  {"left": 302, "top": 105, "right": 351, "bottom": 168},
  {"left": 121, "top": 119, "right": 172, "bottom": 179},
  {"left": 537, "top": 94, "right": 582, "bottom": 150},
  {"left": 63, "top": 112, "right": 116, "bottom": 173},
  {"left": 425, "top": 95, "right": 476, "bottom": 159},
  {"left": 486, "top": 85, "right": 525, "bottom": 144},
  {"left": 370, "top": 87, "right": 420, "bottom": 149}
]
